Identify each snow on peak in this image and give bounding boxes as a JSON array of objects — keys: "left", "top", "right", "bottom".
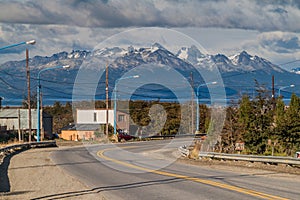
[
  {"left": 150, "top": 43, "right": 166, "bottom": 53},
  {"left": 239, "top": 50, "right": 251, "bottom": 57},
  {"left": 176, "top": 45, "right": 205, "bottom": 65},
  {"left": 229, "top": 54, "right": 239, "bottom": 65},
  {"left": 291, "top": 67, "right": 300, "bottom": 74},
  {"left": 229, "top": 51, "right": 253, "bottom": 65},
  {"left": 177, "top": 47, "right": 188, "bottom": 60},
  {"left": 228, "top": 51, "right": 285, "bottom": 73},
  {"left": 67, "top": 50, "right": 90, "bottom": 59},
  {"left": 93, "top": 47, "right": 127, "bottom": 57}
]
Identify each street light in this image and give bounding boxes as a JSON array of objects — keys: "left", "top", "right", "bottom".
[
  {"left": 195, "top": 81, "right": 217, "bottom": 134},
  {"left": 278, "top": 84, "right": 295, "bottom": 97},
  {"left": 0, "top": 40, "right": 36, "bottom": 51},
  {"left": 114, "top": 75, "right": 139, "bottom": 135},
  {"left": 36, "top": 65, "right": 70, "bottom": 142}
]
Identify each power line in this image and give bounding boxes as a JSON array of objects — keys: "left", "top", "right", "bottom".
[{"left": 279, "top": 59, "right": 300, "bottom": 66}]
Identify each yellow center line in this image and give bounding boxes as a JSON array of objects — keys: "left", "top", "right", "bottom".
[{"left": 97, "top": 147, "right": 289, "bottom": 200}]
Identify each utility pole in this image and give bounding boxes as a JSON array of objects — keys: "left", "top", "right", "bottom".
[
  {"left": 190, "top": 72, "right": 194, "bottom": 134},
  {"left": 105, "top": 62, "right": 109, "bottom": 137},
  {"left": 41, "top": 92, "right": 44, "bottom": 141},
  {"left": 18, "top": 109, "right": 21, "bottom": 142},
  {"left": 272, "top": 75, "right": 275, "bottom": 110},
  {"left": 26, "top": 49, "right": 32, "bottom": 142}
]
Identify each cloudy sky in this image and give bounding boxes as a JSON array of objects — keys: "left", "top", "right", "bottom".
[{"left": 1, "top": 0, "right": 300, "bottom": 69}]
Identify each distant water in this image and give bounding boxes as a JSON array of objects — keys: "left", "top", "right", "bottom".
[{"left": 1, "top": 86, "right": 293, "bottom": 107}]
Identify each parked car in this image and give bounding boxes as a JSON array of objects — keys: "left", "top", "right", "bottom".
[
  {"left": 295, "top": 151, "right": 300, "bottom": 159},
  {"left": 117, "top": 130, "right": 135, "bottom": 142}
]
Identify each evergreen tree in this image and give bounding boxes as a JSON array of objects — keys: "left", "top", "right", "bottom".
[
  {"left": 285, "top": 93, "right": 300, "bottom": 155},
  {"left": 219, "top": 106, "right": 242, "bottom": 153},
  {"left": 238, "top": 95, "right": 252, "bottom": 131},
  {"left": 274, "top": 97, "right": 287, "bottom": 154},
  {"left": 239, "top": 82, "right": 273, "bottom": 154},
  {"left": 250, "top": 84, "right": 273, "bottom": 154}
]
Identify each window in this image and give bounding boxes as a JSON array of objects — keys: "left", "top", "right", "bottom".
[
  {"left": 118, "top": 114, "right": 125, "bottom": 122},
  {"left": 93, "top": 112, "right": 97, "bottom": 122}
]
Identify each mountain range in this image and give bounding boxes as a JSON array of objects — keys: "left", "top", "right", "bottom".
[{"left": 0, "top": 43, "right": 299, "bottom": 106}]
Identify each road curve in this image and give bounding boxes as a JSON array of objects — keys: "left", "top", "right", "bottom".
[{"left": 51, "top": 140, "right": 300, "bottom": 200}]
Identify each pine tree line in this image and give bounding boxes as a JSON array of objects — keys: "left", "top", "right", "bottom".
[
  {"left": 219, "top": 90, "right": 300, "bottom": 156},
  {"left": 37, "top": 90, "right": 300, "bottom": 156}
]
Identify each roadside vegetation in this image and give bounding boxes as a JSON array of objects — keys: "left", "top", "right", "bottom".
[
  {"left": 218, "top": 88, "right": 300, "bottom": 156},
  {"left": 2, "top": 85, "right": 300, "bottom": 157}
]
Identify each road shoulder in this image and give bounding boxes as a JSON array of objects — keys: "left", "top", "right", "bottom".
[{"left": 0, "top": 147, "right": 104, "bottom": 200}]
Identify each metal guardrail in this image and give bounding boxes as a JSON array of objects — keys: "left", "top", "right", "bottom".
[
  {"left": 178, "top": 146, "right": 300, "bottom": 166},
  {"left": 178, "top": 146, "right": 189, "bottom": 157},
  {"left": 199, "top": 152, "right": 300, "bottom": 166},
  {"left": 0, "top": 141, "right": 57, "bottom": 163},
  {"left": 28, "top": 141, "right": 57, "bottom": 148},
  {"left": 142, "top": 133, "right": 207, "bottom": 139}
]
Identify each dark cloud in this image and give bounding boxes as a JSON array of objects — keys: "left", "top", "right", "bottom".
[
  {"left": 257, "top": 32, "right": 300, "bottom": 54},
  {"left": 0, "top": 0, "right": 300, "bottom": 31},
  {"left": 272, "top": 37, "right": 300, "bottom": 50},
  {"left": 269, "top": 8, "right": 288, "bottom": 14}
]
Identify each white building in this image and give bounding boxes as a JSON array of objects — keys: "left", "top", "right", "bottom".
[
  {"left": 61, "top": 109, "right": 130, "bottom": 141},
  {"left": 76, "top": 109, "right": 129, "bottom": 131},
  {"left": 76, "top": 109, "right": 114, "bottom": 124}
]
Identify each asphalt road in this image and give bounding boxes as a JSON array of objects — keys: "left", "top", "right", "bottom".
[{"left": 51, "top": 139, "right": 300, "bottom": 200}]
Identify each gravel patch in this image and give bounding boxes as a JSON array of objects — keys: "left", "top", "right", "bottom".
[
  {"left": 0, "top": 147, "right": 106, "bottom": 200},
  {"left": 175, "top": 155, "right": 300, "bottom": 181}
]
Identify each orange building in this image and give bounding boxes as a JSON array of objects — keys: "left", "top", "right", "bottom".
[{"left": 60, "top": 124, "right": 99, "bottom": 141}]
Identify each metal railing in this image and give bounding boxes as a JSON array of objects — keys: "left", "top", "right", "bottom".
[
  {"left": 178, "top": 146, "right": 300, "bottom": 166},
  {"left": 0, "top": 141, "right": 57, "bottom": 164},
  {"left": 199, "top": 152, "right": 300, "bottom": 166},
  {"left": 140, "top": 133, "right": 207, "bottom": 139}
]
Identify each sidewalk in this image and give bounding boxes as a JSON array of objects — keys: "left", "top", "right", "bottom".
[{"left": 0, "top": 147, "right": 103, "bottom": 200}]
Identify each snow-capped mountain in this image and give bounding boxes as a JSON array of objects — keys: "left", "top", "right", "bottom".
[
  {"left": 176, "top": 45, "right": 206, "bottom": 65},
  {"left": 291, "top": 67, "right": 300, "bottom": 74},
  {"left": 0, "top": 43, "right": 298, "bottom": 105},
  {"left": 228, "top": 51, "right": 284, "bottom": 73}
]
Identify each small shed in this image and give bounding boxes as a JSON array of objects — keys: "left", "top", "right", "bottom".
[{"left": 0, "top": 108, "right": 53, "bottom": 140}]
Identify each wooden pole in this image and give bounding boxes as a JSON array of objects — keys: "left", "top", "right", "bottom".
[
  {"left": 41, "top": 92, "right": 44, "bottom": 141},
  {"left": 18, "top": 109, "right": 21, "bottom": 142},
  {"left": 272, "top": 75, "right": 275, "bottom": 110},
  {"left": 190, "top": 72, "right": 194, "bottom": 134},
  {"left": 105, "top": 62, "right": 109, "bottom": 137},
  {"left": 26, "top": 49, "right": 32, "bottom": 142}
]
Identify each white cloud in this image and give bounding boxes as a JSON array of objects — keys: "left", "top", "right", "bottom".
[
  {"left": 0, "top": 24, "right": 125, "bottom": 62},
  {"left": 1, "top": 0, "right": 300, "bottom": 67},
  {"left": 241, "top": 31, "right": 300, "bottom": 67},
  {"left": 258, "top": 32, "right": 300, "bottom": 53}
]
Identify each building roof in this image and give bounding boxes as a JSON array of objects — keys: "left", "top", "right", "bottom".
[
  {"left": 61, "top": 123, "right": 101, "bottom": 131},
  {"left": 76, "top": 109, "right": 129, "bottom": 115},
  {"left": 0, "top": 109, "right": 52, "bottom": 118}
]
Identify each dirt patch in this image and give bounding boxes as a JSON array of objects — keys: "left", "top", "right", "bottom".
[
  {"left": 0, "top": 147, "right": 106, "bottom": 200},
  {"left": 177, "top": 156, "right": 300, "bottom": 176}
]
